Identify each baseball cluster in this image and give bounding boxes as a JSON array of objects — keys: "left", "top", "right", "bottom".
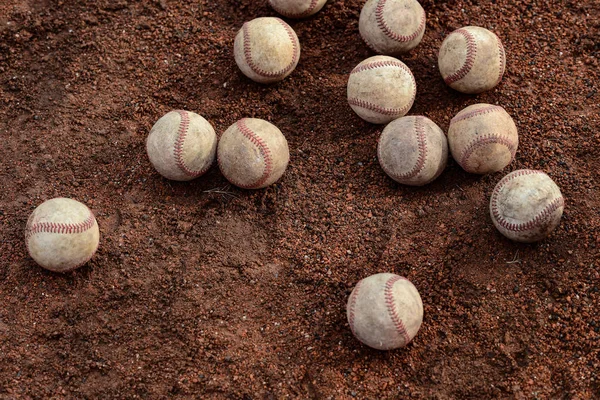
[{"left": 21, "top": 0, "right": 565, "bottom": 355}]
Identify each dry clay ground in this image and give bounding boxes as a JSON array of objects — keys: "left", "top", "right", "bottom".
[{"left": 0, "top": 0, "right": 599, "bottom": 399}]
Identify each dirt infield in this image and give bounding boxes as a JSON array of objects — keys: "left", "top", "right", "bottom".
[{"left": 1, "top": 0, "right": 599, "bottom": 398}]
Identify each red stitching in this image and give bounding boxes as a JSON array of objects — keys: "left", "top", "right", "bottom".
[
  {"left": 491, "top": 170, "right": 565, "bottom": 232},
  {"left": 378, "top": 116, "right": 427, "bottom": 181},
  {"left": 351, "top": 60, "right": 409, "bottom": 74},
  {"left": 269, "top": 0, "right": 320, "bottom": 18},
  {"left": 26, "top": 212, "right": 96, "bottom": 238},
  {"left": 347, "top": 279, "right": 363, "bottom": 339},
  {"left": 376, "top": 0, "right": 426, "bottom": 43},
  {"left": 348, "top": 98, "right": 404, "bottom": 116},
  {"left": 459, "top": 134, "right": 517, "bottom": 169},
  {"left": 450, "top": 105, "right": 504, "bottom": 124},
  {"left": 444, "top": 28, "right": 477, "bottom": 85},
  {"left": 243, "top": 18, "right": 299, "bottom": 79},
  {"left": 494, "top": 34, "right": 506, "bottom": 88},
  {"left": 219, "top": 119, "right": 274, "bottom": 189},
  {"left": 173, "top": 110, "right": 211, "bottom": 178},
  {"left": 384, "top": 275, "right": 411, "bottom": 345}
]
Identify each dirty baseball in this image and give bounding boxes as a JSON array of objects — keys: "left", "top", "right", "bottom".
[
  {"left": 378, "top": 115, "right": 448, "bottom": 186},
  {"left": 438, "top": 26, "right": 506, "bottom": 94},
  {"left": 234, "top": 17, "right": 301, "bottom": 83},
  {"left": 347, "top": 55, "right": 416, "bottom": 124},
  {"left": 448, "top": 103, "right": 518, "bottom": 174},
  {"left": 347, "top": 273, "right": 423, "bottom": 350},
  {"left": 490, "top": 169, "right": 564, "bottom": 243},
  {"left": 217, "top": 118, "right": 290, "bottom": 189},
  {"left": 146, "top": 110, "right": 217, "bottom": 181},
  {"left": 25, "top": 197, "right": 100, "bottom": 273}
]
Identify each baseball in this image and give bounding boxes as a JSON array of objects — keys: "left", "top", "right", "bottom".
[
  {"left": 25, "top": 198, "right": 100, "bottom": 273},
  {"left": 438, "top": 26, "right": 506, "bottom": 94},
  {"left": 146, "top": 110, "right": 217, "bottom": 181},
  {"left": 378, "top": 116, "right": 448, "bottom": 186},
  {"left": 234, "top": 17, "right": 301, "bottom": 84},
  {"left": 448, "top": 104, "right": 518, "bottom": 174},
  {"left": 347, "top": 273, "right": 423, "bottom": 350},
  {"left": 490, "top": 170, "right": 564, "bottom": 243},
  {"left": 347, "top": 55, "right": 416, "bottom": 124},
  {"left": 217, "top": 118, "right": 290, "bottom": 189},
  {"left": 269, "top": 0, "right": 327, "bottom": 18},
  {"left": 359, "top": 0, "right": 426, "bottom": 55}
]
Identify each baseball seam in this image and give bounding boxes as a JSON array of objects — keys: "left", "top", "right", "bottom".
[
  {"left": 173, "top": 110, "right": 211, "bottom": 178},
  {"left": 26, "top": 212, "right": 96, "bottom": 238},
  {"left": 269, "top": 0, "right": 320, "bottom": 18},
  {"left": 348, "top": 98, "right": 404, "bottom": 116},
  {"left": 350, "top": 60, "right": 408, "bottom": 74},
  {"left": 490, "top": 170, "right": 565, "bottom": 232},
  {"left": 444, "top": 28, "right": 477, "bottom": 85},
  {"left": 450, "top": 105, "right": 504, "bottom": 124},
  {"left": 459, "top": 134, "right": 517, "bottom": 169},
  {"left": 222, "top": 119, "right": 274, "bottom": 189},
  {"left": 347, "top": 279, "right": 363, "bottom": 340},
  {"left": 376, "top": 0, "right": 426, "bottom": 43},
  {"left": 494, "top": 34, "right": 506, "bottom": 88},
  {"left": 384, "top": 275, "right": 412, "bottom": 346},
  {"left": 243, "top": 18, "right": 299, "bottom": 79}
]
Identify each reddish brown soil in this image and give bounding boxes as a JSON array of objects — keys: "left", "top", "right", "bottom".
[{"left": 1, "top": 0, "right": 599, "bottom": 398}]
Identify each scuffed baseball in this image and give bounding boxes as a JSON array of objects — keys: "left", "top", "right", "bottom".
[
  {"left": 359, "top": 0, "right": 426, "bottom": 55},
  {"left": 438, "top": 26, "right": 506, "bottom": 94},
  {"left": 146, "top": 110, "right": 217, "bottom": 181},
  {"left": 25, "top": 198, "right": 100, "bottom": 273},
  {"left": 347, "top": 273, "right": 423, "bottom": 350},
  {"left": 448, "top": 104, "right": 518, "bottom": 174},
  {"left": 218, "top": 118, "right": 290, "bottom": 189},
  {"left": 490, "top": 170, "right": 564, "bottom": 243},
  {"left": 234, "top": 17, "right": 301, "bottom": 83},
  {"left": 378, "top": 116, "right": 448, "bottom": 186},
  {"left": 269, "top": 0, "right": 327, "bottom": 18},
  {"left": 347, "top": 55, "right": 416, "bottom": 124}
]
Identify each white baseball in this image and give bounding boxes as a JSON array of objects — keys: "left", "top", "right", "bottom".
[
  {"left": 146, "top": 110, "right": 217, "bottom": 181},
  {"left": 347, "top": 273, "right": 423, "bottom": 350},
  {"left": 234, "top": 17, "right": 301, "bottom": 84},
  {"left": 490, "top": 170, "right": 564, "bottom": 243},
  {"left": 217, "top": 118, "right": 290, "bottom": 189},
  {"left": 25, "top": 198, "right": 100, "bottom": 272},
  {"left": 359, "top": 0, "right": 426, "bottom": 55},
  {"left": 269, "top": 0, "right": 328, "bottom": 18},
  {"left": 438, "top": 26, "right": 506, "bottom": 94},
  {"left": 347, "top": 55, "right": 416, "bottom": 124},
  {"left": 448, "top": 103, "right": 518, "bottom": 174},
  {"left": 378, "top": 116, "right": 448, "bottom": 186}
]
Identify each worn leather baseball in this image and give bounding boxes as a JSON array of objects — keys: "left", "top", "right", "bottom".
[
  {"left": 218, "top": 118, "right": 290, "bottom": 189},
  {"left": 438, "top": 26, "right": 506, "bottom": 94},
  {"left": 25, "top": 198, "right": 100, "bottom": 273},
  {"left": 490, "top": 170, "right": 564, "bottom": 243},
  {"left": 234, "top": 17, "right": 301, "bottom": 83},
  {"left": 448, "top": 103, "right": 518, "bottom": 174},
  {"left": 347, "top": 55, "right": 416, "bottom": 124},
  {"left": 347, "top": 273, "right": 423, "bottom": 350},
  {"left": 269, "top": 0, "right": 327, "bottom": 18},
  {"left": 378, "top": 116, "right": 448, "bottom": 186},
  {"left": 146, "top": 110, "right": 217, "bottom": 181},
  {"left": 359, "top": 0, "right": 426, "bottom": 55}
]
